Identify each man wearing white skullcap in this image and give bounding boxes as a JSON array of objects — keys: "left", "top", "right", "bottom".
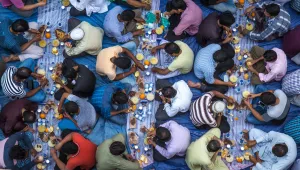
[
  {"left": 190, "top": 90, "right": 235, "bottom": 133},
  {"left": 64, "top": 18, "right": 104, "bottom": 58}
]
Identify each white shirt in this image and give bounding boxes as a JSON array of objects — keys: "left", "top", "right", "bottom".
[
  {"left": 164, "top": 80, "right": 193, "bottom": 117},
  {"left": 70, "top": 0, "right": 111, "bottom": 16}
]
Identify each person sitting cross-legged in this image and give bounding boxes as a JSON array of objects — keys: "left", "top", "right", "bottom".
[
  {"left": 54, "top": 58, "right": 96, "bottom": 100},
  {"left": 243, "top": 1, "right": 291, "bottom": 41},
  {"left": 0, "top": 0, "right": 46, "bottom": 17},
  {"left": 96, "top": 44, "right": 145, "bottom": 83},
  {"left": 151, "top": 41, "right": 194, "bottom": 79},
  {"left": 155, "top": 80, "right": 193, "bottom": 122},
  {"left": 164, "top": 0, "right": 203, "bottom": 41},
  {"left": 196, "top": 12, "right": 235, "bottom": 47},
  {"left": 190, "top": 91, "right": 234, "bottom": 133},
  {"left": 188, "top": 44, "right": 235, "bottom": 94},
  {"left": 244, "top": 128, "right": 297, "bottom": 170},
  {"left": 63, "top": 18, "right": 104, "bottom": 58},
  {"left": 201, "top": 0, "right": 236, "bottom": 13},
  {"left": 243, "top": 87, "right": 290, "bottom": 125},
  {"left": 1, "top": 58, "right": 47, "bottom": 102},
  {"left": 90, "top": 82, "right": 132, "bottom": 125},
  {"left": 147, "top": 120, "right": 191, "bottom": 162},
  {"left": 247, "top": 46, "right": 287, "bottom": 85},
  {"left": 51, "top": 131, "right": 97, "bottom": 170},
  {"left": 0, "top": 132, "right": 42, "bottom": 169},
  {"left": 103, "top": 6, "right": 145, "bottom": 46},
  {"left": 0, "top": 19, "right": 44, "bottom": 62},
  {"left": 186, "top": 128, "right": 228, "bottom": 170},
  {"left": 96, "top": 133, "right": 141, "bottom": 170},
  {"left": 0, "top": 99, "right": 37, "bottom": 137},
  {"left": 57, "top": 93, "right": 97, "bottom": 134}
]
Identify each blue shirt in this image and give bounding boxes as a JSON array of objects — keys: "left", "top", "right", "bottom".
[
  {"left": 0, "top": 18, "right": 28, "bottom": 54},
  {"left": 90, "top": 82, "right": 131, "bottom": 119},
  {"left": 103, "top": 6, "right": 133, "bottom": 43},
  {"left": 193, "top": 44, "right": 220, "bottom": 84},
  {"left": 253, "top": 131, "right": 297, "bottom": 170}
]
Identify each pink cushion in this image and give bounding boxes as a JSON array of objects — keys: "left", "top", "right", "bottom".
[{"left": 283, "top": 25, "right": 300, "bottom": 57}]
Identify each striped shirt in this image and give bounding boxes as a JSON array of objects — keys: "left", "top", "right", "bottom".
[
  {"left": 1, "top": 66, "right": 26, "bottom": 100},
  {"left": 250, "top": 1, "right": 291, "bottom": 41},
  {"left": 190, "top": 92, "right": 217, "bottom": 127}
]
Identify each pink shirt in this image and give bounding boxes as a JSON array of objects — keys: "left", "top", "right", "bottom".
[
  {"left": 259, "top": 48, "right": 287, "bottom": 82},
  {"left": 173, "top": 0, "right": 203, "bottom": 36},
  {"left": 0, "top": 0, "right": 24, "bottom": 8}
]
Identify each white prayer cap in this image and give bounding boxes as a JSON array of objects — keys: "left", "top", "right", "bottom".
[
  {"left": 70, "top": 28, "right": 84, "bottom": 40},
  {"left": 212, "top": 101, "right": 226, "bottom": 113}
]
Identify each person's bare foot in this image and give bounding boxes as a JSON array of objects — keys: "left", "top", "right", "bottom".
[{"left": 188, "top": 80, "right": 201, "bottom": 89}]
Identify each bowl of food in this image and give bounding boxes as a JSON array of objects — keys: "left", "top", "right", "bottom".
[
  {"left": 39, "top": 40, "right": 47, "bottom": 48},
  {"left": 244, "top": 152, "right": 251, "bottom": 160},
  {"left": 131, "top": 96, "right": 139, "bottom": 104},
  {"left": 34, "top": 144, "right": 43, "bottom": 152},
  {"left": 136, "top": 53, "right": 144, "bottom": 61},
  {"left": 243, "top": 91, "right": 250, "bottom": 98},
  {"left": 226, "top": 154, "right": 234, "bottom": 163},
  {"left": 150, "top": 57, "right": 158, "bottom": 65},
  {"left": 230, "top": 75, "right": 238, "bottom": 83},
  {"left": 147, "top": 93, "right": 154, "bottom": 101},
  {"left": 52, "top": 39, "right": 60, "bottom": 47},
  {"left": 52, "top": 47, "right": 59, "bottom": 55}
]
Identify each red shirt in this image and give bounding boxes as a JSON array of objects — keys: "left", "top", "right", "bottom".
[{"left": 66, "top": 133, "right": 97, "bottom": 170}]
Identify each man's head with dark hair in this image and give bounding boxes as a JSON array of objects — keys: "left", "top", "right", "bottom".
[
  {"left": 15, "top": 67, "right": 32, "bottom": 81},
  {"left": 11, "top": 19, "right": 29, "bottom": 33},
  {"left": 161, "top": 86, "right": 177, "bottom": 98},
  {"left": 112, "top": 91, "right": 128, "bottom": 104},
  {"left": 272, "top": 143, "right": 288, "bottom": 157},
  {"left": 62, "top": 67, "right": 77, "bottom": 80},
  {"left": 171, "top": 0, "right": 187, "bottom": 12},
  {"left": 119, "top": 10, "right": 135, "bottom": 22},
  {"left": 264, "top": 4, "right": 280, "bottom": 17},
  {"left": 213, "top": 50, "right": 228, "bottom": 62},
  {"left": 164, "top": 43, "right": 181, "bottom": 56},
  {"left": 61, "top": 141, "right": 79, "bottom": 155},
  {"left": 218, "top": 11, "right": 235, "bottom": 28},
  {"left": 23, "top": 111, "right": 36, "bottom": 123},
  {"left": 263, "top": 50, "right": 277, "bottom": 62},
  {"left": 207, "top": 140, "right": 221, "bottom": 152},
  {"left": 156, "top": 127, "right": 171, "bottom": 142},
  {"left": 260, "top": 92, "right": 277, "bottom": 105},
  {"left": 9, "top": 145, "right": 27, "bottom": 160},
  {"left": 109, "top": 141, "right": 126, "bottom": 155},
  {"left": 113, "top": 56, "right": 131, "bottom": 69},
  {"left": 64, "top": 101, "right": 79, "bottom": 116}
]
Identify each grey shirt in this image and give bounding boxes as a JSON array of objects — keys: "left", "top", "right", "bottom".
[
  {"left": 263, "top": 90, "right": 290, "bottom": 122},
  {"left": 67, "top": 94, "right": 97, "bottom": 131}
]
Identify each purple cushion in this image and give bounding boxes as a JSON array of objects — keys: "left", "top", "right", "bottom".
[{"left": 283, "top": 25, "right": 300, "bottom": 57}]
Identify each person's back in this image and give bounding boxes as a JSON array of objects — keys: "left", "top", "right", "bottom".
[
  {"left": 171, "top": 80, "right": 193, "bottom": 112},
  {"left": 266, "top": 89, "right": 289, "bottom": 121},
  {"left": 0, "top": 19, "right": 28, "bottom": 54},
  {"left": 65, "top": 21, "right": 104, "bottom": 56},
  {"left": 96, "top": 134, "right": 141, "bottom": 170},
  {"left": 103, "top": 6, "right": 123, "bottom": 38},
  {"left": 0, "top": 99, "right": 37, "bottom": 136},
  {"left": 72, "top": 64, "right": 96, "bottom": 98},
  {"left": 196, "top": 12, "right": 221, "bottom": 46},
  {"left": 66, "top": 133, "right": 97, "bottom": 169},
  {"left": 194, "top": 44, "right": 221, "bottom": 81}
]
